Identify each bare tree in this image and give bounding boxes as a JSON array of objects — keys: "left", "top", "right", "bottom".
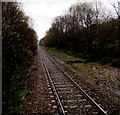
[{"left": 110, "top": 0, "right": 120, "bottom": 19}]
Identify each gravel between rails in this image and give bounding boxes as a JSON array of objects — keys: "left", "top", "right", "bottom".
[
  {"left": 23, "top": 47, "right": 120, "bottom": 114},
  {"left": 45, "top": 48, "right": 120, "bottom": 115},
  {"left": 23, "top": 50, "right": 58, "bottom": 114}
]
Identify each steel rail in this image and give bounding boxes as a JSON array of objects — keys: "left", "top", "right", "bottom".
[
  {"left": 45, "top": 52, "right": 108, "bottom": 115},
  {"left": 40, "top": 53, "right": 66, "bottom": 115}
]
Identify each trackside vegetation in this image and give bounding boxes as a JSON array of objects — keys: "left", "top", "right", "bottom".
[
  {"left": 42, "top": 2, "right": 120, "bottom": 67},
  {"left": 2, "top": 2, "right": 37, "bottom": 114}
]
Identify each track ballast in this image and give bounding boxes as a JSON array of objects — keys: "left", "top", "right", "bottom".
[{"left": 39, "top": 46, "right": 108, "bottom": 115}]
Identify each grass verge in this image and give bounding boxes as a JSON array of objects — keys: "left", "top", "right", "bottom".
[{"left": 43, "top": 47, "right": 120, "bottom": 91}]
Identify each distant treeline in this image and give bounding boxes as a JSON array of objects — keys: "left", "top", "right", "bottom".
[
  {"left": 2, "top": 2, "right": 37, "bottom": 114},
  {"left": 42, "top": 3, "right": 120, "bottom": 67}
]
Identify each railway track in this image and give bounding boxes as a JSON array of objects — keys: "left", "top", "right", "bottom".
[{"left": 39, "top": 46, "right": 108, "bottom": 115}]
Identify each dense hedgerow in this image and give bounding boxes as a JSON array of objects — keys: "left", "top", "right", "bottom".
[{"left": 2, "top": 2, "right": 37, "bottom": 114}]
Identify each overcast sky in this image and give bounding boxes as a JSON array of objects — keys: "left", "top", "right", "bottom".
[{"left": 20, "top": 0, "right": 117, "bottom": 41}]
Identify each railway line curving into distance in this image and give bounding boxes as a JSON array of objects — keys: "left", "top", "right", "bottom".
[{"left": 39, "top": 46, "right": 108, "bottom": 115}]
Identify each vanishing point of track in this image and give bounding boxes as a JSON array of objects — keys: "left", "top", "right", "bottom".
[{"left": 39, "top": 46, "right": 108, "bottom": 115}]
